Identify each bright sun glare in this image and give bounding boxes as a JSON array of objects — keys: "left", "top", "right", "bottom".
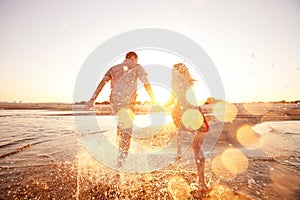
[
  {"left": 97, "top": 49, "right": 210, "bottom": 105},
  {"left": 136, "top": 85, "right": 172, "bottom": 104},
  {"left": 152, "top": 85, "right": 172, "bottom": 104}
]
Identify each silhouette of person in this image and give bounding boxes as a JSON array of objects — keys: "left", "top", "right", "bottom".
[
  {"left": 165, "top": 63, "right": 209, "bottom": 197},
  {"left": 84, "top": 51, "right": 155, "bottom": 168}
]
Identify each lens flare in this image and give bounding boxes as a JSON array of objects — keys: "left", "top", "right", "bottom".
[
  {"left": 185, "top": 86, "right": 198, "bottom": 106},
  {"left": 243, "top": 103, "right": 271, "bottom": 115},
  {"left": 167, "top": 176, "right": 191, "bottom": 199},
  {"left": 221, "top": 148, "right": 248, "bottom": 175},
  {"left": 116, "top": 108, "right": 134, "bottom": 129},
  {"left": 213, "top": 102, "right": 238, "bottom": 122},
  {"left": 181, "top": 108, "right": 204, "bottom": 130},
  {"left": 198, "top": 99, "right": 207, "bottom": 106},
  {"left": 152, "top": 85, "right": 172, "bottom": 104},
  {"left": 211, "top": 155, "right": 236, "bottom": 180},
  {"left": 236, "top": 125, "right": 260, "bottom": 149}
]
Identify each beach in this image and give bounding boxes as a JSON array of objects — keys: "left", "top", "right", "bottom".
[
  {"left": 0, "top": 102, "right": 299, "bottom": 199},
  {"left": 1, "top": 0, "right": 300, "bottom": 199}
]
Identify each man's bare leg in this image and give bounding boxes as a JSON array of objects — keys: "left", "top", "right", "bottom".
[
  {"left": 117, "top": 127, "right": 132, "bottom": 169},
  {"left": 115, "top": 105, "right": 134, "bottom": 169}
]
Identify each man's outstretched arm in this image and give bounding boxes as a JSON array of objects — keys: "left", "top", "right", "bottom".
[
  {"left": 144, "top": 83, "right": 156, "bottom": 103},
  {"left": 136, "top": 65, "right": 156, "bottom": 104},
  {"left": 84, "top": 76, "right": 110, "bottom": 110}
]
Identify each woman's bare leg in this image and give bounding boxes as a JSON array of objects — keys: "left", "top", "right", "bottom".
[
  {"left": 192, "top": 132, "right": 208, "bottom": 197},
  {"left": 176, "top": 130, "right": 182, "bottom": 159}
]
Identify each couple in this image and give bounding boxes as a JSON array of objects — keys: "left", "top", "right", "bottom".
[{"left": 84, "top": 51, "right": 209, "bottom": 196}]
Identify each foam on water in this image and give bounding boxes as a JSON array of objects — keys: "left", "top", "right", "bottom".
[{"left": 253, "top": 121, "right": 300, "bottom": 135}]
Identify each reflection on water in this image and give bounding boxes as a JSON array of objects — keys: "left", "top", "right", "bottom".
[{"left": 0, "top": 108, "right": 300, "bottom": 199}]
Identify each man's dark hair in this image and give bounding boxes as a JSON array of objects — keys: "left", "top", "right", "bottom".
[{"left": 126, "top": 51, "right": 138, "bottom": 59}]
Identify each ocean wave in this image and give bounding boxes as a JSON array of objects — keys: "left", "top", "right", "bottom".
[{"left": 0, "top": 144, "right": 31, "bottom": 159}]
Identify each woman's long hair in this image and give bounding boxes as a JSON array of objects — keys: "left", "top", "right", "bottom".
[
  {"left": 173, "top": 63, "right": 195, "bottom": 86},
  {"left": 172, "top": 63, "right": 195, "bottom": 128}
]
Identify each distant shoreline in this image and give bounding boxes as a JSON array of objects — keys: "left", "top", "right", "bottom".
[
  {"left": 0, "top": 101, "right": 299, "bottom": 110},
  {"left": 0, "top": 102, "right": 152, "bottom": 115},
  {"left": 0, "top": 102, "right": 73, "bottom": 111},
  {"left": 0, "top": 102, "right": 300, "bottom": 119}
]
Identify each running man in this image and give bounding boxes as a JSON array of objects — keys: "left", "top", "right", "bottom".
[{"left": 84, "top": 51, "right": 155, "bottom": 168}]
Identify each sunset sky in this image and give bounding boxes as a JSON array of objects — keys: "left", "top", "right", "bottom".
[{"left": 0, "top": 0, "right": 299, "bottom": 103}]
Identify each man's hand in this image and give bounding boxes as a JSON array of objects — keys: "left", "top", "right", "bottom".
[
  {"left": 163, "top": 101, "right": 172, "bottom": 108},
  {"left": 151, "top": 97, "right": 157, "bottom": 105},
  {"left": 84, "top": 99, "right": 95, "bottom": 111}
]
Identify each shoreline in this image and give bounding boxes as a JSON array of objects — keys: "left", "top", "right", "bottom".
[
  {"left": 0, "top": 102, "right": 73, "bottom": 111},
  {"left": 1, "top": 102, "right": 300, "bottom": 119}
]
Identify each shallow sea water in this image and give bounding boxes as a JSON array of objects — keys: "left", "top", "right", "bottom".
[{"left": 0, "top": 109, "right": 299, "bottom": 199}]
